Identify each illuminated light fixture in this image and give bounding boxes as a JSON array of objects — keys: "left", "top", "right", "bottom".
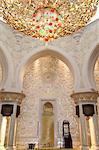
[{"left": 1, "top": 0, "right": 98, "bottom": 41}]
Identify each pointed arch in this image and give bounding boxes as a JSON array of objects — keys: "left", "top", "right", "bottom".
[
  {"left": 82, "top": 44, "right": 99, "bottom": 89},
  {"left": 16, "top": 45, "right": 80, "bottom": 90},
  {"left": 0, "top": 43, "right": 14, "bottom": 89}
]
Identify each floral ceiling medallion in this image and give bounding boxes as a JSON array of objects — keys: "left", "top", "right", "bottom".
[{"left": 1, "top": 0, "right": 98, "bottom": 42}]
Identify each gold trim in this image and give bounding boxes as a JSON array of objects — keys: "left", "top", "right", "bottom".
[
  {"left": 1, "top": 0, "right": 98, "bottom": 41},
  {"left": 71, "top": 91, "right": 99, "bottom": 104},
  {"left": 0, "top": 91, "right": 25, "bottom": 104}
]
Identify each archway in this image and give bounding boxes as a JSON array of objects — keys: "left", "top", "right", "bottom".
[
  {"left": 0, "top": 48, "right": 7, "bottom": 88},
  {"left": 16, "top": 53, "right": 80, "bottom": 149},
  {"left": 82, "top": 44, "right": 99, "bottom": 89},
  {"left": 82, "top": 48, "right": 99, "bottom": 149},
  {"left": 0, "top": 45, "right": 14, "bottom": 90},
  {"left": 16, "top": 46, "right": 80, "bottom": 91}
]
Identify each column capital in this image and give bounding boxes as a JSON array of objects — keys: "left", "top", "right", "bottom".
[
  {"left": 71, "top": 91, "right": 99, "bottom": 104},
  {"left": 0, "top": 91, "right": 25, "bottom": 105}
]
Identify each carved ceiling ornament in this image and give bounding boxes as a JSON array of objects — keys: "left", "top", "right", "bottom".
[
  {"left": 71, "top": 91, "right": 99, "bottom": 104},
  {"left": 0, "top": 91, "right": 25, "bottom": 104},
  {"left": 1, "top": 0, "right": 98, "bottom": 42}
]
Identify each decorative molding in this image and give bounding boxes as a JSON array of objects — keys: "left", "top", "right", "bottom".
[
  {"left": 0, "top": 91, "right": 25, "bottom": 104},
  {"left": 71, "top": 91, "right": 99, "bottom": 104}
]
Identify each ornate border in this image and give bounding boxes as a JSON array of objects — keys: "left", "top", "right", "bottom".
[
  {"left": 71, "top": 91, "right": 99, "bottom": 104},
  {"left": 0, "top": 91, "right": 25, "bottom": 104}
]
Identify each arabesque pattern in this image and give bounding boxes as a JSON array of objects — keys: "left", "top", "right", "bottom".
[{"left": 1, "top": 0, "right": 98, "bottom": 41}]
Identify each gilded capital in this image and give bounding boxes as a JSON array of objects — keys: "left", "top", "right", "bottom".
[
  {"left": 71, "top": 91, "right": 99, "bottom": 104},
  {"left": 0, "top": 91, "right": 25, "bottom": 104}
]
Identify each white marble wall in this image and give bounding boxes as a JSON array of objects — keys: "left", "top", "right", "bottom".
[
  {"left": 0, "top": 20, "right": 99, "bottom": 92},
  {"left": 16, "top": 55, "right": 80, "bottom": 149},
  {"left": 0, "top": 19, "right": 99, "bottom": 150}
]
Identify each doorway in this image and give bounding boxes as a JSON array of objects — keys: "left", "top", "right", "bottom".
[{"left": 40, "top": 102, "right": 54, "bottom": 147}]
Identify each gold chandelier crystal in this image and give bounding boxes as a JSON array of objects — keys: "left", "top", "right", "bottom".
[{"left": 1, "top": 0, "right": 98, "bottom": 41}]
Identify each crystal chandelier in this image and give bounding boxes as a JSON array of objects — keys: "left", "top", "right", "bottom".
[{"left": 1, "top": 0, "right": 98, "bottom": 41}]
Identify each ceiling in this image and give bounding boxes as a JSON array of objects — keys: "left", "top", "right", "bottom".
[{"left": 1, "top": 0, "right": 99, "bottom": 41}]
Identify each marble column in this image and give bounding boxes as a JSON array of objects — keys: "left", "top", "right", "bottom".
[
  {"left": 71, "top": 91, "right": 99, "bottom": 150},
  {"left": 0, "top": 103, "right": 2, "bottom": 128},
  {"left": 0, "top": 91, "right": 25, "bottom": 150},
  {"left": 0, "top": 103, "right": 2, "bottom": 147},
  {"left": 90, "top": 104, "right": 99, "bottom": 150},
  {"left": 79, "top": 103, "right": 89, "bottom": 150},
  {"left": 7, "top": 103, "right": 17, "bottom": 150},
  {"left": 4, "top": 117, "right": 11, "bottom": 147},
  {"left": 0, "top": 103, "right": 2, "bottom": 143}
]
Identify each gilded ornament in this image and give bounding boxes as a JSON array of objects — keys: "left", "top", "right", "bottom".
[{"left": 1, "top": 0, "right": 98, "bottom": 41}]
